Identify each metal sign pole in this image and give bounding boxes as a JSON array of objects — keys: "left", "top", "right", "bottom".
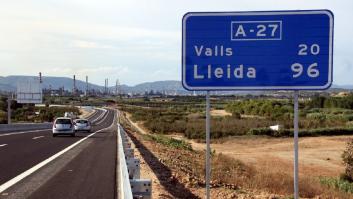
[
  {"left": 205, "top": 91, "right": 211, "bottom": 199},
  {"left": 293, "top": 90, "right": 299, "bottom": 199}
]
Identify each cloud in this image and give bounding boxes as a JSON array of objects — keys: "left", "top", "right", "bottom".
[
  {"left": 1, "top": 0, "right": 353, "bottom": 85},
  {"left": 49, "top": 66, "right": 129, "bottom": 75},
  {"left": 71, "top": 40, "right": 113, "bottom": 49}
]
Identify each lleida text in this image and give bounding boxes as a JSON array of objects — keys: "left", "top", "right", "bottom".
[{"left": 192, "top": 45, "right": 256, "bottom": 80}]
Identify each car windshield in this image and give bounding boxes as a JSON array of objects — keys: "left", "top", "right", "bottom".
[
  {"left": 56, "top": 119, "right": 72, "bottom": 124},
  {"left": 76, "top": 120, "right": 88, "bottom": 124}
]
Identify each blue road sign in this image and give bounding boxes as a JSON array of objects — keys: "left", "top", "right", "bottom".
[{"left": 182, "top": 10, "right": 334, "bottom": 90}]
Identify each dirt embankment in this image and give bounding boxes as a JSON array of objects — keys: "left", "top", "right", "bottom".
[
  {"left": 122, "top": 111, "right": 352, "bottom": 198},
  {"left": 191, "top": 136, "right": 348, "bottom": 178},
  {"left": 126, "top": 111, "right": 348, "bottom": 177},
  {"left": 122, "top": 119, "right": 274, "bottom": 198}
]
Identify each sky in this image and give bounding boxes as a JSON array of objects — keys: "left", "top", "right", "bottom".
[{"left": 0, "top": 0, "right": 352, "bottom": 86}]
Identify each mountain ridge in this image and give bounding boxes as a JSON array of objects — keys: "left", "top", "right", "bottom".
[
  {"left": 0, "top": 75, "right": 185, "bottom": 93},
  {"left": 0, "top": 75, "right": 352, "bottom": 94}
]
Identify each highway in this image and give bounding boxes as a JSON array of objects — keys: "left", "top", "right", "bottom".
[{"left": 0, "top": 108, "right": 117, "bottom": 199}]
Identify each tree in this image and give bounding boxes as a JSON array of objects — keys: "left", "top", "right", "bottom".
[{"left": 342, "top": 139, "right": 353, "bottom": 181}]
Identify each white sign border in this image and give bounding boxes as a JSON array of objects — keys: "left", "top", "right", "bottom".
[{"left": 182, "top": 10, "right": 334, "bottom": 91}]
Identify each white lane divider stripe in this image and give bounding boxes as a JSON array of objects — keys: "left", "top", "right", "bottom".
[
  {"left": 91, "top": 109, "right": 108, "bottom": 124},
  {"left": 0, "top": 109, "right": 116, "bottom": 194},
  {"left": 0, "top": 144, "right": 7, "bottom": 147},
  {"left": 32, "top": 136, "right": 45, "bottom": 140}
]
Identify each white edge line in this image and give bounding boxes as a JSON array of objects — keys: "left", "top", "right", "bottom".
[
  {"left": 0, "top": 109, "right": 116, "bottom": 193},
  {"left": 0, "top": 144, "right": 7, "bottom": 147}
]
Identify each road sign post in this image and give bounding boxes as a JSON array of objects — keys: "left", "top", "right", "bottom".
[
  {"left": 205, "top": 91, "right": 211, "bottom": 199},
  {"left": 182, "top": 10, "right": 333, "bottom": 199},
  {"left": 294, "top": 91, "right": 299, "bottom": 199}
]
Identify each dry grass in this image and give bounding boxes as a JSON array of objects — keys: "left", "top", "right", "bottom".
[
  {"left": 210, "top": 109, "right": 232, "bottom": 117},
  {"left": 211, "top": 153, "right": 351, "bottom": 198}
]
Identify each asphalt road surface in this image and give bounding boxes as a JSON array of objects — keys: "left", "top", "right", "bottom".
[{"left": 0, "top": 108, "right": 117, "bottom": 199}]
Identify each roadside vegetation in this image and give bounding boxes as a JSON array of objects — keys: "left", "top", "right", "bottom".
[
  {"left": 119, "top": 94, "right": 353, "bottom": 139},
  {"left": 120, "top": 114, "right": 352, "bottom": 198},
  {"left": 0, "top": 96, "right": 8, "bottom": 123},
  {"left": 13, "top": 106, "right": 80, "bottom": 123},
  {"left": 317, "top": 138, "right": 353, "bottom": 194},
  {"left": 117, "top": 94, "right": 353, "bottom": 197},
  {"left": 0, "top": 95, "right": 80, "bottom": 123},
  {"left": 0, "top": 94, "right": 114, "bottom": 124},
  {"left": 43, "top": 96, "right": 113, "bottom": 106}
]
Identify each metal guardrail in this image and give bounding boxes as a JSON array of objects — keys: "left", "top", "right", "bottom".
[
  {"left": 118, "top": 124, "right": 152, "bottom": 199},
  {"left": 0, "top": 123, "right": 53, "bottom": 133}
]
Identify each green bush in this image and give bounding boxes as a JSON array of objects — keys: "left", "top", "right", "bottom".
[
  {"left": 319, "top": 177, "right": 353, "bottom": 193},
  {"left": 184, "top": 117, "right": 275, "bottom": 139},
  {"left": 342, "top": 140, "right": 353, "bottom": 182},
  {"left": 147, "top": 134, "right": 193, "bottom": 151},
  {"left": 309, "top": 94, "right": 353, "bottom": 109},
  {"left": 225, "top": 99, "right": 293, "bottom": 119},
  {"left": 248, "top": 127, "right": 353, "bottom": 137},
  {"left": 306, "top": 113, "right": 326, "bottom": 121},
  {"left": 0, "top": 110, "right": 7, "bottom": 124},
  {"left": 121, "top": 100, "right": 353, "bottom": 140}
]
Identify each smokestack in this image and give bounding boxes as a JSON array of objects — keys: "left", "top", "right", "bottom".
[
  {"left": 115, "top": 79, "right": 118, "bottom": 95},
  {"left": 73, "top": 75, "right": 76, "bottom": 96},
  {"left": 39, "top": 72, "right": 42, "bottom": 83},
  {"left": 85, "top": 76, "right": 88, "bottom": 96},
  {"left": 104, "top": 79, "right": 106, "bottom": 94},
  {"left": 116, "top": 79, "right": 120, "bottom": 96},
  {"left": 106, "top": 78, "right": 109, "bottom": 94}
]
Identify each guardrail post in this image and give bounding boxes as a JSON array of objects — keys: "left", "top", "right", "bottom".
[
  {"left": 130, "top": 179, "right": 152, "bottom": 199},
  {"left": 124, "top": 148, "right": 135, "bottom": 159},
  {"left": 127, "top": 158, "right": 140, "bottom": 179}
]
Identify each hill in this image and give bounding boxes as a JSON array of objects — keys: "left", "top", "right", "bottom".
[
  {"left": 0, "top": 76, "right": 352, "bottom": 95},
  {"left": 0, "top": 76, "right": 186, "bottom": 94}
]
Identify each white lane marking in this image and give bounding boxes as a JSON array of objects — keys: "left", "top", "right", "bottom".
[
  {"left": 95, "top": 113, "right": 108, "bottom": 125},
  {"left": 0, "top": 129, "right": 50, "bottom": 137},
  {"left": 0, "top": 144, "right": 8, "bottom": 147},
  {"left": 32, "top": 136, "right": 45, "bottom": 140},
  {"left": 92, "top": 111, "right": 107, "bottom": 124},
  {"left": 85, "top": 109, "right": 99, "bottom": 120},
  {"left": 0, "top": 109, "right": 116, "bottom": 194}
]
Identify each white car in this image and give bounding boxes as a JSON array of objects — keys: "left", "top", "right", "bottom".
[
  {"left": 52, "top": 117, "right": 75, "bottom": 137},
  {"left": 64, "top": 112, "right": 77, "bottom": 119},
  {"left": 74, "top": 119, "right": 92, "bottom": 133}
]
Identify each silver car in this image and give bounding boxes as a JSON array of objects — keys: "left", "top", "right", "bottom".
[
  {"left": 74, "top": 119, "right": 92, "bottom": 133},
  {"left": 52, "top": 117, "right": 75, "bottom": 137}
]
